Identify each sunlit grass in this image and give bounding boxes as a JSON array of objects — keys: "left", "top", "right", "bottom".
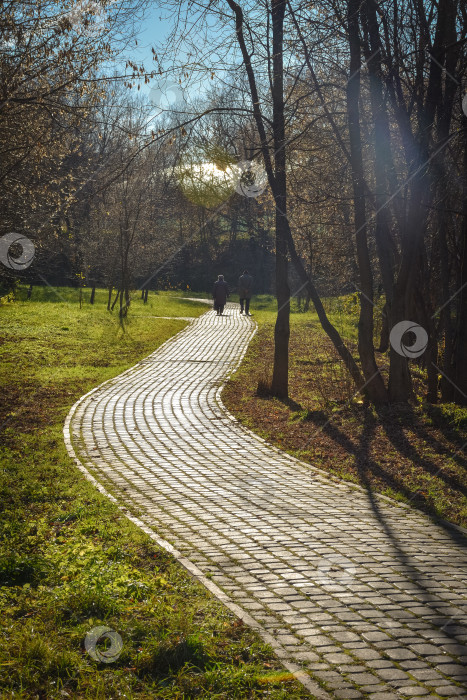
[
  {"left": 0, "top": 288, "right": 309, "bottom": 698},
  {"left": 251, "top": 292, "right": 360, "bottom": 344}
]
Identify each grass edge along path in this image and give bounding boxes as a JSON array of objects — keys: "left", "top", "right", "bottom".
[
  {"left": 222, "top": 295, "right": 467, "bottom": 529},
  {"left": 0, "top": 289, "right": 309, "bottom": 699},
  {"left": 64, "top": 399, "right": 324, "bottom": 699}
]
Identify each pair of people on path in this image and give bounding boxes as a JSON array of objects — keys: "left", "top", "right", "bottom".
[{"left": 212, "top": 270, "right": 253, "bottom": 316}]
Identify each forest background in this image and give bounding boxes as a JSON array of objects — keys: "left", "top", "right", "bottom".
[{"left": 1, "top": 0, "right": 466, "bottom": 405}]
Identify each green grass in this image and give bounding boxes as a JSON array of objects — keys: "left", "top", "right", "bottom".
[
  {"left": 0, "top": 288, "right": 308, "bottom": 699},
  {"left": 251, "top": 292, "right": 360, "bottom": 342},
  {"left": 11, "top": 285, "right": 210, "bottom": 315}
]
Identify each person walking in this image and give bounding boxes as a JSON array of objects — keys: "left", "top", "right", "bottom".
[
  {"left": 238, "top": 269, "right": 253, "bottom": 315},
  {"left": 212, "top": 274, "right": 229, "bottom": 315}
]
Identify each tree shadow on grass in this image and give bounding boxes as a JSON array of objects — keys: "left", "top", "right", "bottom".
[
  {"left": 304, "top": 407, "right": 467, "bottom": 648},
  {"left": 375, "top": 404, "right": 467, "bottom": 479},
  {"left": 136, "top": 635, "right": 210, "bottom": 677},
  {"left": 308, "top": 404, "right": 467, "bottom": 520},
  {"left": 278, "top": 397, "right": 303, "bottom": 412}
]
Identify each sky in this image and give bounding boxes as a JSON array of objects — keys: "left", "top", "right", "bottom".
[
  {"left": 66, "top": 0, "right": 237, "bottom": 112},
  {"left": 117, "top": 1, "right": 236, "bottom": 111},
  {"left": 120, "top": 2, "right": 211, "bottom": 108},
  {"left": 127, "top": 4, "right": 173, "bottom": 71}
]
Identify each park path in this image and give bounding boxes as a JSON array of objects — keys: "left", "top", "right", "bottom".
[{"left": 65, "top": 304, "right": 467, "bottom": 699}]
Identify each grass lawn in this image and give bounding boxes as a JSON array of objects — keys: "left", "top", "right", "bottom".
[
  {"left": 0, "top": 287, "right": 308, "bottom": 699},
  {"left": 223, "top": 294, "right": 467, "bottom": 528}
]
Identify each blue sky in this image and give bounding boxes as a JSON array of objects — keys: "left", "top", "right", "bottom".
[
  {"left": 122, "top": 3, "right": 175, "bottom": 99},
  {"left": 119, "top": 2, "right": 232, "bottom": 108},
  {"left": 122, "top": 3, "right": 209, "bottom": 98},
  {"left": 128, "top": 4, "right": 172, "bottom": 69}
]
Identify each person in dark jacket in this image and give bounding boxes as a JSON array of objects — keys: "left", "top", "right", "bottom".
[
  {"left": 238, "top": 269, "right": 253, "bottom": 315},
  {"left": 213, "top": 274, "right": 229, "bottom": 315}
]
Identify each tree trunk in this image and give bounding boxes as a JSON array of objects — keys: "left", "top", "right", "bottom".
[
  {"left": 362, "top": 0, "right": 397, "bottom": 302},
  {"left": 378, "top": 304, "right": 389, "bottom": 353},
  {"left": 272, "top": 225, "right": 290, "bottom": 398},
  {"left": 90, "top": 286, "right": 96, "bottom": 305},
  {"left": 285, "top": 231, "right": 366, "bottom": 391},
  {"left": 269, "top": 0, "right": 289, "bottom": 399},
  {"left": 111, "top": 289, "right": 120, "bottom": 312},
  {"left": 387, "top": 285, "right": 414, "bottom": 402},
  {"left": 433, "top": 0, "right": 462, "bottom": 402},
  {"left": 438, "top": 203, "right": 452, "bottom": 402},
  {"left": 123, "top": 285, "right": 131, "bottom": 316},
  {"left": 447, "top": 114, "right": 467, "bottom": 404},
  {"left": 346, "top": 0, "right": 388, "bottom": 403},
  {"left": 226, "top": 0, "right": 367, "bottom": 400}
]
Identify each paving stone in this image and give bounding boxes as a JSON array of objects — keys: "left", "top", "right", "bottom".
[
  {"left": 409, "top": 668, "right": 444, "bottom": 681},
  {"left": 338, "top": 664, "right": 367, "bottom": 672},
  {"left": 66, "top": 304, "right": 467, "bottom": 698},
  {"left": 323, "top": 653, "right": 351, "bottom": 664},
  {"left": 276, "top": 634, "right": 299, "bottom": 645},
  {"left": 333, "top": 690, "right": 363, "bottom": 699},
  {"left": 424, "top": 678, "right": 452, "bottom": 687},
  {"left": 347, "top": 672, "right": 382, "bottom": 685},
  {"left": 301, "top": 635, "right": 334, "bottom": 647},
  {"left": 294, "top": 651, "right": 319, "bottom": 662},
  {"left": 333, "top": 631, "right": 361, "bottom": 642},
  {"left": 399, "top": 660, "right": 428, "bottom": 670},
  {"left": 351, "top": 647, "right": 382, "bottom": 661},
  {"left": 398, "top": 688, "right": 430, "bottom": 696},
  {"left": 376, "top": 668, "right": 411, "bottom": 681},
  {"left": 384, "top": 648, "right": 417, "bottom": 660},
  {"left": 440, "top": 644, "right": 467, "bottom": 656},
  {"left": 367, "top": 659, "right": 397, "bottom": 669},
  {"left": 388, "top": 680, "right": 420, "bottom": 689},
  {"left": 307, "top": 663, "right": 332, "bottom": 671},
  {"left": 363, "top": 632, "right": 392, "bottom": 642},
  {"left": 410, "top": 643, "right": 445, "bottom": 655},
  {"left": 313, "top": 670, "right": 342, "bottom": 682},
  {"left": 435, "top": 687, "right": 465, "bottom": 697},
  {"left": 435, "top": 665, "right": 467, "bottom": 677}
]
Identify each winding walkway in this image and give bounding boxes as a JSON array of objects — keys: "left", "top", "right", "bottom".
[{"left": 64, "top": 304, "right": 467, "bottom": 699}]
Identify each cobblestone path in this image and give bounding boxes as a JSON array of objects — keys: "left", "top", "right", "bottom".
[{"left": 65, "top": 304, "right": 467, "bottom": 699}]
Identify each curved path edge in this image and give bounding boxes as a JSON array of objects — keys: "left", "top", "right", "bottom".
[
  {"left": 63, "top": 310, "right": 327, "bottom": 698},
  {"left": 64, "top": 305, "right": 467, "bottom": 700}
]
